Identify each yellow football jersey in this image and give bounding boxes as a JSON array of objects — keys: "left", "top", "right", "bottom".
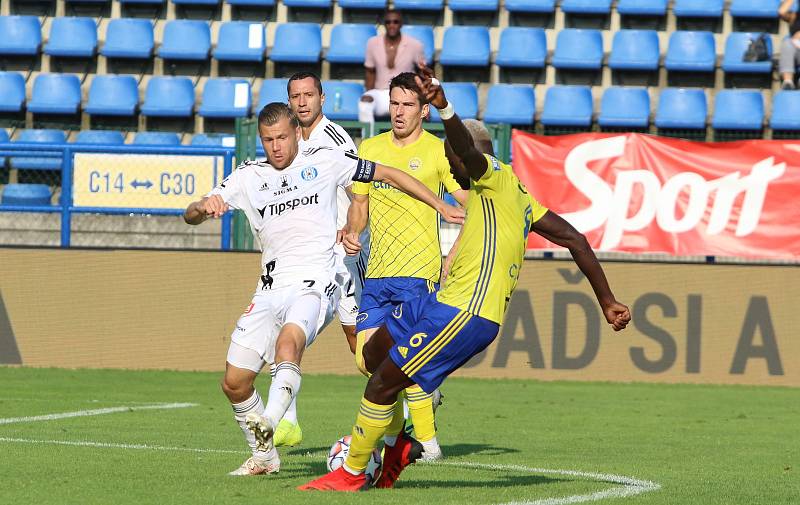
[
  {"left": 353, "top": 130, "right": 462, "bottom": 281},
  {"left": 437, "top": 155, "right": 548, "bottom": 324}
]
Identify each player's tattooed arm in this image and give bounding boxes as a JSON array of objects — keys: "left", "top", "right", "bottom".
[
  {"left": 415, "top": 64, "right": 487, "bottom": 182},
  {"left": 532, "top": 211, "right": 631, "bottom": 332},
  {"left": 183, "top": 195, "right": 229, "bottom": 225}
]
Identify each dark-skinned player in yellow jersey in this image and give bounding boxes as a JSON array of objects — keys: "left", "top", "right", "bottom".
[{"left": 300, "top": 65, "right": 632, "bottom": 491}]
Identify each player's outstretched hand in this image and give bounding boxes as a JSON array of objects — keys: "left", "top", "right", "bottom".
[
  {"left": 201, "top": 195, "right": 229, "bottom": 218},
  {"left": 415, "top": 62, "right": 448, "bottom": 110},
  {"left": 438, "top": 203, "right": 465, "bottom": 225},
  {"left": 342, "top": 232, "right": 362, "bottom": 256},
  {"left": 603, "top": 301, "right": 631, "bottom": 331}
]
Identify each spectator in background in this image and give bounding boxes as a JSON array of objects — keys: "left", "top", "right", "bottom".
[
  {"left": 779, "top": 0, "right": 800, "bottom": 89},
  {"left": 359, "top": 9, "right": 425, "bottom": 124}
]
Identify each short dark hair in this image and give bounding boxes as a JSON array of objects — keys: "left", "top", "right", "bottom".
[
  {"left": 258, "top": 102, "right": 299, "bottom": 128},
  {"left": 383, "top": 8, "right": 403, "bottom": 20},
  {"left": 287, "top": 71, "right": 323, "bottom": 96},
  {"left": 389, "top": 72, "right": 424, "bottom": 105}
]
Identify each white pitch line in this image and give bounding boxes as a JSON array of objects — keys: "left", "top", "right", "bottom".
[
  {"left": 434, "top": 461, "right": 661, "bottom": 505},
  {"left": 0, "top": 437, "right": 243, "bottom": 454},
  {"left": 0, "top": 402, "right": 198, "bottom": 425}
]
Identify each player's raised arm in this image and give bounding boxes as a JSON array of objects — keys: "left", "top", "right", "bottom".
[
  {"left": 415, "top": 65, "right": 487, "bottom": 182},
  {"left": 532, "top": 211, "right": 631, "bottom": 331}
]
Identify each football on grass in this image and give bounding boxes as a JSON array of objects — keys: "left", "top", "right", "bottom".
[{"left": 326, "top": 435, "right": 382, "bottom": 484}]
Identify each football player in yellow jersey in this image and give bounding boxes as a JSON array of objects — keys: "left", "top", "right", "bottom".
[
  {"left": 343, "top": 71, "right": 468, "bottom": 461},
  {"left": 300, "top": 67, "right": 631, "bottom": 492}
]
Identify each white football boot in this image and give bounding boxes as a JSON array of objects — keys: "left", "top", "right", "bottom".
[
  {"left": 228, "top": 455, "right": 280, "bottom": 476},
  {"left": 245, "top": 412, "right": 276, "bottom": 453}
]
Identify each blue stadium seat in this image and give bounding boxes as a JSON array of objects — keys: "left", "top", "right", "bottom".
[
  {"left": 664, "top": 31, "right": 716, "bottom": 72},
  {"left": 552, "top": 29, "right": 603, "bottom": 69},
  {"left": 269, "top": 23, "right": 321, "bottom": 63},
  {"left": 393, "top": 0, "right": 443, "bottom": 10},
  {"left": 770, "top": 91, "right": 800, "bottom": 130},
  {"left": 0, "top": 129, "right": 7, "bottom": 168},
  {"left": 428, "top": 83, "right": 478, "bottom": 121},
  {"left": 28, "top": 74, "right": 81, "bottom": 115},
  {"left": 483, "top": 84, "right": 535, "bottom": 125},
  {"left": 226, "top": 0, "right": 275, "bottom": 6},
  {"left": 44, "top": 17, "right": 96, "bottom": 58},
  {"left": 616, "top": 0, "right": 667, "bottom": 16},
  {"left": 214, "top": 22, "right": 265, "bottom": 62},
  {"left": 257, "top": 78, "right": 289, "bottom": 110},
  {"left": 173, "top": 0, "right": 219, "bottom": 6},
  {"left": 158, "top": 20, "right": 210, "bottom": 61},
  {"left": 504, "top": 0, "right": 555, "bottom": 13},
  {"left": 496, "top": 27, "right": 546, "bottom": 69},
  {"left": 540, "top": 86, "right": 593, "bottom": 127},
  {"left": 141, "top": 77, "right": 195, "bottom": 117},
  {"left": 321, "top": 81, "right": 364, "bottom": 121},
  {"left": 403, "top": 26, "right": 434, "bottom": 65},
  {"left": 449, "top": 0, "right": 498, "bottom": 12},
  {"left": 598, "top": 87, "right": 650, "bottom": 128},
  {"left": 283, "top": 0, "right": 331, "bottom": 8},
  {"left": 101, "top": 19, "right": 154, "bottom": 59},
  {"left": 118, "top": 0, "right": 165, "bottom": 5},
  {"left": 722, "top": 32, "right": 773, "bottom": 74},
  {"left": 1, "top": 184, "right": 52, "bottom": 206},
  {"left": 673, "top": 0, "right": 724, "bottom": 18},
  {"left": 440, "top": 26, "right": 490, "bottom": 66},
  {"left": 86, "top": 75, "right": 139, "bottom": 117},
  {"left": 712, "top": 90, "right": 763, "bottom": 130},
  {"left": 74, "top": 130, "right": 125, "bottom": 144},
  {"left": 199, "top": 79, "right": 251, "bottom": 118},
  {"left": 608, "top": 30, "right": 660, "bottom": 71},
  {"left": 133, "top": 132, "right": 181, "bottom": 145},
  {"left": 0, "top": 16, "right": 41, "bottom": 56},
  {"left": 11, "top": 129, "right": 66, "bottom": 171},
  {"left": 338, "top": 0, "right": 386, "bottom": 8},
  {"left": 191, "top": 133, "right": 236, "bottom": 146},
  {"left": 0, "top": 72, "right": 26, "bottom": 113},
  {"left": 560, "top": 0, "right": 612, "bottom": 15},
  {"left": 327, "top": 24, "right": 377, "bottom": 64},
  {"left": 730, "top": 0, "right": 781, "bottom": 18},
  {"left": 655, "top": 88, "right": 707, "bottom": 129}
]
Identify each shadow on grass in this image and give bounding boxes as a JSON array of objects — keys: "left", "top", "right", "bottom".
[
  {"left": 400, "top": 473, "right": 570, "bottom": 489},
  {"left": 440, "top": 443, "right": 520, "bottom": 458}
]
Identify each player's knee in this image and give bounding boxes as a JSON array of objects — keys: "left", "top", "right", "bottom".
[
  {"left": 221, "top": 374, "right": 249, "bottom": 401},
  {"left": 360, "top": 95, "right": 374, "bottom": 103},
  {"left": 365, "top": 372, "right": 397, "bottom": 404}
]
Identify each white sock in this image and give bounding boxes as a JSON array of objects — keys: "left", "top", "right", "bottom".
[
  {"left": 263, "top": 361, "right": 301, "bottom": 427},
  {"left": 384, "top": 435, "right": 398, "bottom": 447},
  {"left": 231, "top": 390, "right": 274, "bottom": 460},
  {"left": 403, "top": 399, "right": 409, "bottom": 419},
  {"left": 421, "top": 437, "right": 440, "bottom": 452},
  {"left": 270, "top": 363, "right": 298, "bottom": 424}
]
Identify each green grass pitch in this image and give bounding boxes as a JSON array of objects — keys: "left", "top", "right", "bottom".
[{"left": 0, "top": 367, "right": 797, "bottom": 504}]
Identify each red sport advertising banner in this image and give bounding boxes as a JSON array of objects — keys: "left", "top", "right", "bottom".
[{"left": 512, "top": 131, "right": 800, "bottom": 260}]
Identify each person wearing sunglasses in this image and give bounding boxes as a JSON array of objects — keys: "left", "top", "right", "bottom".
[{"left": 359, "top": 9, "right": 425, "bottom": 125}]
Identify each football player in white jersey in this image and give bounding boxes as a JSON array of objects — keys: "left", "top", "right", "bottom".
[
  {"left": 260, "top": 72, "right": 368, "bottom": 448},
  {"left": 183, "top": 103, "right": 464, "bottom": 476}
]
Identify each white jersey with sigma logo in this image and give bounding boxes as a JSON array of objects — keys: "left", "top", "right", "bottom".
[{"left": 209, "top": 147, "right": 374, "bottom": 291}]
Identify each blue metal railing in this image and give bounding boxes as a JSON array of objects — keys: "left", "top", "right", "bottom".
[{"left": 0, "top": 142, "right": 235, "bottom": 249}]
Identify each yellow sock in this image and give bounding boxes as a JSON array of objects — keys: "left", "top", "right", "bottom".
[
  {"left": 405, "top": 385, "right": 436, "bottom": 442},
  {"left": 344, "top": 397, "right": 395, "bottom": 472},
  {"left": 384, "top": 399, "right": 405, "bottom": 439}
]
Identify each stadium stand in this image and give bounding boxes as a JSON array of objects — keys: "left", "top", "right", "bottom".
[
  {"left": 483, "top": 84, "right": 535, "bottom": 126},
  {"left": 552, "top": 29, "right": 604, "bottom": 69},
  {"left": 0, "top": 128, "right": 7, "bottom": 169},
  {"left": 598, "top": 86, "right": 651, "bottom": 130},
  {"left": 28, "top": 74, "right": 82, "bottom": 115},
  {"left": 401, "top": 25, "right": 434, "bottom": 65},
  {"left": 85, "top": 75, "right": 139, "bottom": 117},
  {"left": 213, "top": 22, "right": 266, "bottom": 62},
  {"left": 673, "top": 0, "right": 724, "bottom": 18},
  {"left": 439, "top": 26, "right": 491, "bottom": 67},
  {"left": 722, "top": 32, "right": 774, "bottom": 73},
  {"left": 393, "top": 0, "right": 443, "bottom": 11},
  {"left": 10, "top": 129, "right": 65, "bottom": 172},
  {"left": 0, "top": 15, "right": 41, "bottom": 56},
  {"left": 269, "top": 23, "right": 321, "bottom": 63},
  {"left": 199, "top": 79, "right": 252, "bottom": 118},
  {"left": 560, "top": 0, "right": 612, "bottom": 15},
  {"left": 101, "top": 18, "right": 154, "bottom": 60},
  {"left": 665, "top": 30, "right": 717, "bottom": 71},
  {"left": 321, "top": 80, "right": 364, "bottom": 121},
  {"left": 616, "top": 0, "right": 667, "bottom": 16},
  {"left": 428, "top": 82, "right": 478, "bottom": 121},
  {"left": 655, "top": 87, "right": 708, "bottom": 136},
  {"left": 258, "top": 78, "right": 289, "bottom": 109},
  {"left": 1, "top": 183, "right": 52, "bottom": 206},
  {"left": 540, "top": 85, "right": 594, "bottom": 128},
  {"left": 338, "top": 0, "right": 386, "bottom": 9},
  {"left": 141, "top": 77, "right": 195, "bottom": 117},
  {"left": 44, "top": 17, "right": 96, "bottom": 58},
  {"left": 326, "top": 24, "right": 377, "bottom": 64},
  {"left": 608, "top": 30, "right": 660, "bottom": 71},
  {"left": 0, "top": 72, "right": 26, "bottom": 113},
  {"left": 132, "top": 132, "right": 181, "bottom": 145},
  {"left": 712, "top": 89, "right": 764, "bottom": 139},
  {"left": 157, "top": 20, "right": 211, "bottom": 61},
  {"left": 448, "top": 0, "right": 498, "bottom": 13},
  {"left": 496, "top": 27, "right": 547, "bottom": 70},
  {"left": 74, "top": 130, "right": 125, "bottom": 144},
  {"left": 191, "top": 133, "right": 236, "bottom": 146}
]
